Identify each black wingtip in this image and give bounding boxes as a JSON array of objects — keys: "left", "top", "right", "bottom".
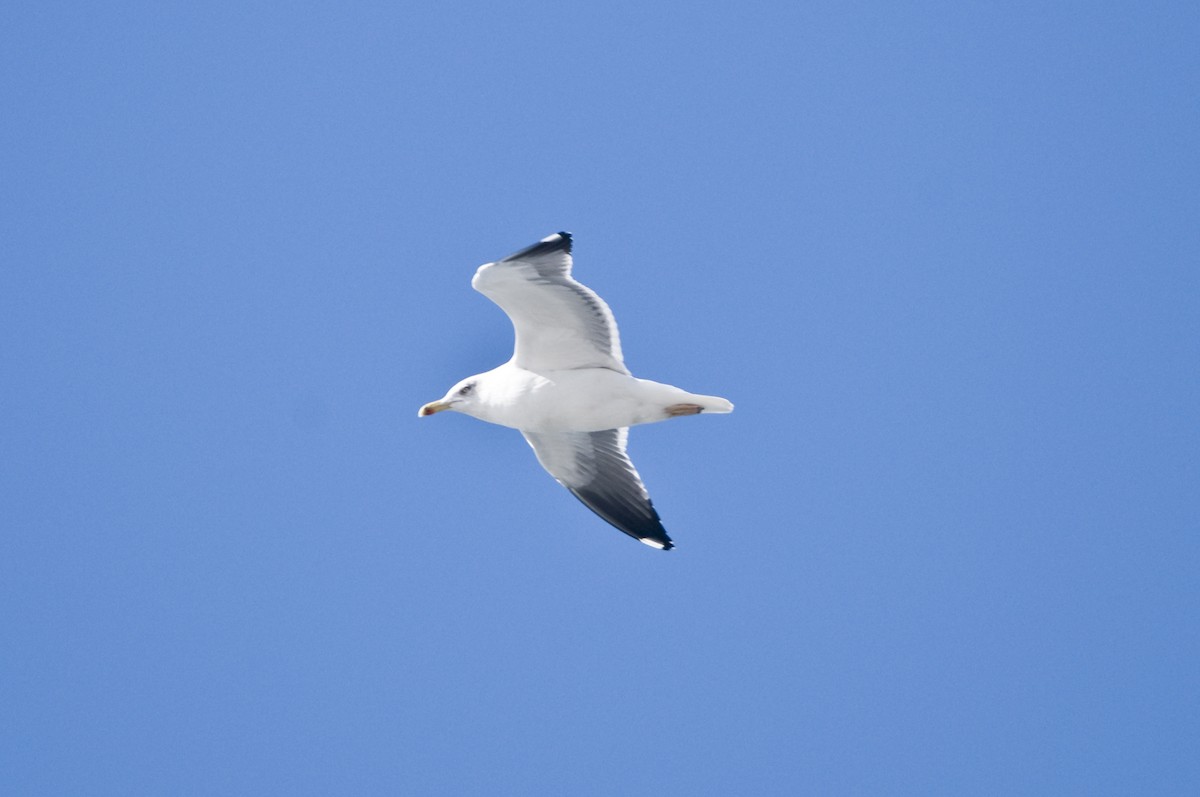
[{"left": 501, "top": 231, "right": 573, "bottom": 262}]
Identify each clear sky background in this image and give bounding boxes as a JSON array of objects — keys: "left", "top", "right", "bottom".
[{"left": 2, "top": 2, "right": 1198, "bottom": 794}]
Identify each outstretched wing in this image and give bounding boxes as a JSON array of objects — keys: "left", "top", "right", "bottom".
[
  {"left": 521, "top": 428, "right": 672, "bottom": 550},
  {"left": 471, "top": 232, "right": 629, "bottom": 374}
]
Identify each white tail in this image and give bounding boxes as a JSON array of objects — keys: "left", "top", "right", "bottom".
[{"left": 694, "top": 394, "right": 734, "bottom": 413}]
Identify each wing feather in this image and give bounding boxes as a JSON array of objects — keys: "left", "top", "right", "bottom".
[
  {"left": 471, "top": 232, "right": 628, "bottom": 374},
  {"left": 522, "top": 428, "right": 673, "bottom": 550}
]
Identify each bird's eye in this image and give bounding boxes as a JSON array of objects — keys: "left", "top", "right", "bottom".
[{"left": 457, "top": 383, "right": 474, "bottom": 396}]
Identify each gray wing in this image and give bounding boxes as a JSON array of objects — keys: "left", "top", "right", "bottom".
[
  {"left": 522, "top": 428, "right": 672, "bottom": 550},
  {"left": 471, "top": 232, "right": 629, "bottom": 374}
]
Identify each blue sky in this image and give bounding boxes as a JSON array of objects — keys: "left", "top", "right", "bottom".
[{"left": 2, "top": 2, "right": 1198, "bottom": 794}]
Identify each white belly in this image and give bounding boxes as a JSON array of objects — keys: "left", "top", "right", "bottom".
[{"left": 477, "top": 365, "right": 691, "bottom": 433}]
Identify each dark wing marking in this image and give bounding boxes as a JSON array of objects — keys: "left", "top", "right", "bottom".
[
  {"left": 521, "top": 428, "right": 673, "bottom": 550},
  {"left": 500, "top": 230, "right": 574, "bottom": 270}
]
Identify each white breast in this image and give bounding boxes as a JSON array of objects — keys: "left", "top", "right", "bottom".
[{"left": 472, "top": 365, "right": 687, "bottom": 433}]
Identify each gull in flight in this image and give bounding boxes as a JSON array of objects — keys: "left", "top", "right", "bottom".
[{"left": 418, "top": 232, "right": 733, "bottom": 550}]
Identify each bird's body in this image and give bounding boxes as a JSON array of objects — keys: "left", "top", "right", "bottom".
[
  {"left": 450, "top": 364, "right": 731, "bottom": 433},
  {"left": 419, "top": 232, "right": 732, "bottom": 550}
]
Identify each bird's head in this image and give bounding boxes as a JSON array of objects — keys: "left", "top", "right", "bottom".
[{"left": 418, "top": 377, "right": 480, "bottom": 417}]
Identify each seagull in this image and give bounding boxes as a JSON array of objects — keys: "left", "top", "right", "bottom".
[{"left": 418, "top": 232, "right": 733, "bottom": 550}]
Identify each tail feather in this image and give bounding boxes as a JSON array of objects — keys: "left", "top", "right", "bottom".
[{"left": 693, "top": 394, "right": 733, "bottom": 413}]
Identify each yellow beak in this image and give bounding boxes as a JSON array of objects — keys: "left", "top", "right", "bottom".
[{"left": 418, "top": 400, "right": 452, "bottom": 417}]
